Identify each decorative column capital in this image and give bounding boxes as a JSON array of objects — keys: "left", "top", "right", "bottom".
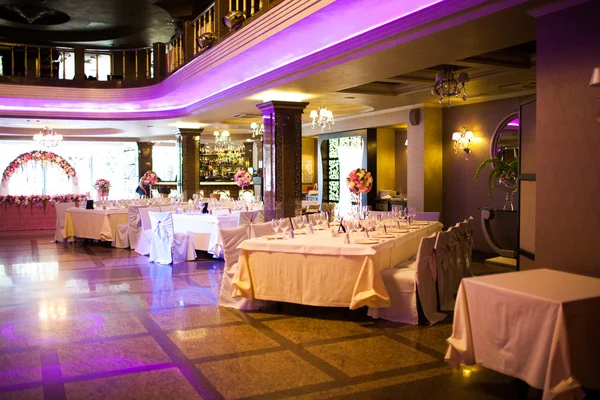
[
  {"left": 256, "top": 101, "right": 309, "bottom": 115},
  {"left": 176, "top": 128, "right": 204, "bottom": 138}
]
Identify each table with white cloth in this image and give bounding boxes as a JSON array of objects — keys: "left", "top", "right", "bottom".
[
  {"left": 171, "top": 212, "right": 240, "bottom": 256},
  {"left": 445, "top": 269, "right": 600, "bottom": 400},
  {"left": 63, "top": 207, "right": 129, "bottom": 241},
  {"left": 231, "top": 222, "right": 441, "bottom": 310}
]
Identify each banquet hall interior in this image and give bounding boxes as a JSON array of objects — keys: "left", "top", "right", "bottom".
[{"left": 1, "top": 0, "right": 599, "bottom": 399}]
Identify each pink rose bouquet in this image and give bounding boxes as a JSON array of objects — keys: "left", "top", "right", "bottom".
[
  {"left": 346, "top": 168, "right": 373, "bottom": 194},
  {"left": 234, "top": 170, "right": 253, "bottom": 188},
  {"left": 94, "top": 178, "right": 111, "bottom": 191},
  {"left": 142, "top": 171, "right": 158, "bottom": 185}
]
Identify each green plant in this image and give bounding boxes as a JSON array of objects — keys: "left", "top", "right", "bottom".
[{"left": 473, "top": 158, "right": 518, "bottom": 196}]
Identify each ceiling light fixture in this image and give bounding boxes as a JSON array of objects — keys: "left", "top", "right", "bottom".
[
  {"left": 309, "top": 107, "right": 334, "bottom": 132},
  {"left": 431, "top": 69, "right": 469, "bottom": 107},
  {"left": 222, "top": 10, "right": 245, "bottom": 31},
  {"left": 197, "top": 32, "right": 216, "bottom": 50},
  {"left": 33, "top": 126, "right": 63, "bottom": 148},
  {"left": 250, "top": 121, "right": 264, "bottom": 139},
  {"left": 590, "top": 67, "right": 600, "bottom": 122},
  {"left": 452, "top": 127, "right": 474, "bottom": 159}
]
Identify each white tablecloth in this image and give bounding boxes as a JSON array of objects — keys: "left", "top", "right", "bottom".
[
  {"left": 63, "top": 207, "right": 129, "bottom": 241},
  {"left": 446, "top": 269, "right": 600, "bottom": 400},
  {"left": 172, "top": 213, "right": 240, "bottom": 256},
  {"left": 231, "top": 223, "right": 441, "bottom": 309}
]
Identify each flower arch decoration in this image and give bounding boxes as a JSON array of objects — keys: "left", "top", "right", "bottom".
[{"left": 1, "top": 150, "right": 77, "bottom": 187}]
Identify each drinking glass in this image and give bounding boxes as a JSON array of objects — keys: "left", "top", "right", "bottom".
[
  {"left": 270, "top": 219, "right": 281, "bottom": 234},
  {"left": 280, "top": 218, "right": 290, "bottom": 237}
]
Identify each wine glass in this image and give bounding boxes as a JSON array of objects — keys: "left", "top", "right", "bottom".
[
  {"left": 280, "top": 218, "right": 290, "bottom": 237},
  {"left": 293, "top": 216, "right": 304, "bottom": 232},
  {"left": 270, "top": 219, "right": 281, "bottom": 235}
]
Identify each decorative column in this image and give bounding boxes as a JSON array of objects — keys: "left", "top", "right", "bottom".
[
  {"left": 74, "top": 46, "right": 86, "bottom": 81},
  {"left": 137, "top": 142, "right": 154, "bottom": 180},
  {"left": 177, "top": 128, "right": 203, "bottom": 200},
  {"left": 256, "top": 101, "right": 309, "bottom": 220}
]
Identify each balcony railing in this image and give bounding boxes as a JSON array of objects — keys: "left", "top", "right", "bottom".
[{"left": 0, "top": 0, "right": 282, "bottom": 87}]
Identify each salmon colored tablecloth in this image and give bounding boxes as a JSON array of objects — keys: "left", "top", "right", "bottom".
[{"left": 446, "top": 269, "right": 600, "bottom": 400}]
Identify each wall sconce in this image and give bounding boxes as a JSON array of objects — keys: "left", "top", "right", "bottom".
[
  {"left": 590, "top": 67, "right": 600, "bottom": 122},
  {"left": 452, "top": 127, "right": 474, "bottom": 159}
]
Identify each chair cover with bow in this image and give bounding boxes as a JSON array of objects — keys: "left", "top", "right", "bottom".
[
  {"left": 135, "top": 206, "right": 162, "bottom": 255},
  {"left": 125, "top": 205, "right": 147, "bottom": 250},
  {"left": 55, "top": 202, "right": 75, "bottom": 242},
  {"left": 218, "top": 225, "right": 266, "bottom": 310},
  {"left": 250, "top": 222, "right": 275, "bottom": 238},
  {"left": 148, "top": 211, "right": 195, "bottom": 264},
  {"left": 368, "top": 233, "right": 446, "bottom": 324},
  {"left": 435, "top": 228, "right": 457, "bottom": 311},
  {"left": 456, "top": 221, "right": 474, "bottom": 277}
]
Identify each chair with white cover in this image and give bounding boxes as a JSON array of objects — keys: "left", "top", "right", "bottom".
[
  {"left": 448, "top": 224, "right": 466, "bottom": 289},
  {"left": 250, "top": 222, "right": 274, "bottom": 238},
  {"left": 218, "top": 225, "right": 266, "bottom": 310},
  {"left": 238, "top": 211, "right": 256, "bottom": 226},
  {"left": 125, "top": 205, "right": 147, "bottom": 250},
  {"left": 367, "top": 233, "right": 446, "bottom": 325},
  {"left": 435, "top": 228, "right": 457, "bottom": 311},
  {"left": 148, "top": 211, "right": 195, "bottom": 264},
  {"left": 254, "top": 209, "right": 264, "bottom": 223},
  {"left": 456, "top": 220, "right": 474, "bottom": 277},
  {"left": 54, "top": 202, "right": 75, "bottom": 242},
  {"left": 135, "top": 206, "right": 161, "bottom": 255},
  {"left": 159, "top": 205, "right": 177, "bottom": 212},
  {"left": 414, "top": 212, "right": 440, "bottom": 222}
]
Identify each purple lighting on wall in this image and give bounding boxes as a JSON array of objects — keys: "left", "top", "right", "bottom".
[{"left": 507, "top": 118, "right": 519, "bottom": 127}]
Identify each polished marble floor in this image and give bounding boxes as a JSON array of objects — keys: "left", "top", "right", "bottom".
[{"left": 0, "top": 230, "right": 538, "bottom": 400}]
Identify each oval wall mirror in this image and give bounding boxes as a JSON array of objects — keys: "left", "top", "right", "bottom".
[{"left": 490, "top": 111, "right": 519, "bottom": 163}]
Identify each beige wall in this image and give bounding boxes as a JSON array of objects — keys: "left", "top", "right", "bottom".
[
  {"left": 376, "top": 128, "right": 396, "bottom": 193},
  {"left": 301, "top": 137, "right": 318, "bottom": 192},
  {"left": 395, "top": 129, "right": 408, "bottom": 196},
  {"left": 536, "top": 2, "right": 600, "bottom": 277},
  {"left": 442, "top": 97, "right": 528, "bottom": 253}
]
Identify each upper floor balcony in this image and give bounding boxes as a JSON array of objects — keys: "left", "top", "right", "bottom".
[{"left": 0, "top": 0, "right": 285, "bottom": 89}]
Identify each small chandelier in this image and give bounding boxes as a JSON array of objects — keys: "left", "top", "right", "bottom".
[
  {"left": 33, "top": 126, "right": 63, "bottom": 148},
  {"left": 452, "top": 127, "right": 474, "bottom": 159},
  {"left": 250, "top": 121, "right": 264, "bottom": 139},
  {"left": 431, "top": 69, "right": 469, "bottom": 107},
  {"left": 214, "top": 129, "right": 231, "bottom": 145},
  {"left": 309, "top": 107, "right": 335, "bottom": 132}
]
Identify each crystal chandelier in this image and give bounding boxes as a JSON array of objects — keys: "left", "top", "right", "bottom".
[
  {"left": 309, "top": 107, "right": 335, "bottom": 132},
  {"left": 33, "top": 126, "right": 63, "bottom": 148},
  {"left": 213, "top": 129, "right": 232, "bottom": 152},
  {"left": 430, "top": 69, "right": 469, "bottom": 107},
  {"left": 250, "top": 121, "right": 264, "bottom": 139}
]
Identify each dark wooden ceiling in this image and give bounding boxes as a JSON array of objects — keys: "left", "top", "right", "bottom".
[{"left": 0, "top": 0, "right": 213, "bottom": 48}]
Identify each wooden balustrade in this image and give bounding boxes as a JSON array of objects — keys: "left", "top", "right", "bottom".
[{"left": 0, "top": 0, "right": 280, "bottom": 85}]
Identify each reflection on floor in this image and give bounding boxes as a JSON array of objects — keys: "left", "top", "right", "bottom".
[{"left": 0, "top": 231, "right": 540, "bottom": 400}]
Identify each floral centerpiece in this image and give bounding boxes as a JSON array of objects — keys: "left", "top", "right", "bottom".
[
  {"left": 346, "top": 168, "right": 373, "bottom": 194},
  {"left": 94, "top": 178, "right": 111, "bottom": 200},
  {"left": 2, "top": 150, "right": 76, "bottom": 187},
  {"left": 234, "top": 170, "right": 253, "bottom": 189},
  {"left": 142, "top": 171, "right": 158, "bottom": 186}
]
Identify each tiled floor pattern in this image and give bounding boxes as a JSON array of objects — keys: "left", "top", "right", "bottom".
[{"left": 0, "top": 231, "right": 540, "bottom": 399}]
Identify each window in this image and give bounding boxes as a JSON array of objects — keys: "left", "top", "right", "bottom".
[{"left": 152, "top": 142, "right": 178, "bottom": 182}]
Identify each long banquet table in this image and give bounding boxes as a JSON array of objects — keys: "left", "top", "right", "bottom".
[
  {"left": 446, "top": 269, "right": 600, "bottom": 400},
  {"left": 231, "top": 222, "right": 441, "bottom": 309},
  {"left": 63, "top": 207, "right": 129, "bottom": 241}
]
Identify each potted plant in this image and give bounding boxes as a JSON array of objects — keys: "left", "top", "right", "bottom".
[{"left": 473, "top": 158, "right": 518, "bottom": 210}]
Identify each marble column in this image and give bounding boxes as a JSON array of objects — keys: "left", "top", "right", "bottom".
[
  {"left": 256, "top": 101, "right": 309, "bottom": 221},
  {"left": 177, "top": 128, "right": 203, "bottom": 200},
  {"left": 137, "top": 142, "right": 154, "bottom": 180}
]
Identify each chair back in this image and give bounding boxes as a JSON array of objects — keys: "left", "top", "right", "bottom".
[
  {"left": 238, "top": 211, "right": 256, "bottom": 226},
  {"left": 55, "top": 202, "right": 75, "bottom": 228},
  {"left": 215, "top": 190, "right": 230, "bottom": 199},
  {"left": 414, "top": 232, "right": 447, "bottom": 323},
  {"left": 254, "top": 209, "right": 265, "bottom": 223},
  {"left": 251, "top": 222, "right": 275, "bottom": 238},
  {"left": 321, "top": 203, "right": 336, "bottom": 214},
  {"left": 127, "top": 205, "right": 147, "bottom": 248},
  {"left": 139, "top": 206, "right": 162, "bottom": 231},
  {"left": 220, "top": 225, "right": 250, "bottom": 269},
  {"left": 148, "top": 211, "right": 175, "bottom": 264},
  {"left": 414, "top": 212, "right": 440, "bottom": 222}
]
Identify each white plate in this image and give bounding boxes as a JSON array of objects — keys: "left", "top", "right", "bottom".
[{"left": 373, "top": 234, "right": 395, "bottom": 239}]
